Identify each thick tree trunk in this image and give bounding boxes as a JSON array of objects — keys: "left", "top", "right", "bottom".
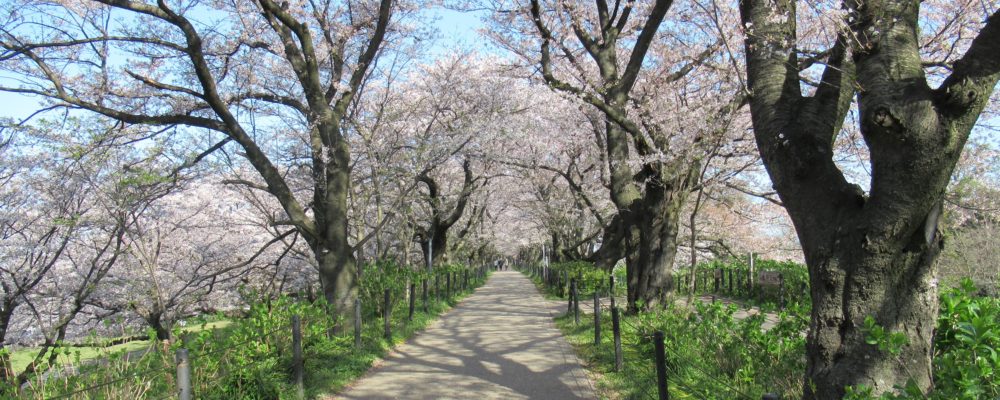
[
  {"left": 0, "top": 308, "right": 12, "bottom": 382},
  {"left": 802, "top": 224, "right": 939, "bottom": 398},
  {"left": 314, "top": 142, "right": 359, "bottom": 333},
  {"left": 623, "top": 182, "right": 686, "bottom": 312},
  {"left": 418, "top": 230, "right": 448, "bottom": 269},
  {"left": 738, "top": 1, "right": 1000, "bottom": 396},
  {"left": 146, "top": 312, "right": 171, "bottom": 341},
  {"left": 317, "top": 246, "right": 358, "bottom": 333}
]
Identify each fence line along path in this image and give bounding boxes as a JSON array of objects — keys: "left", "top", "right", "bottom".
[{"left": 333, "top": 271, "right": 595, "bottom": 400}]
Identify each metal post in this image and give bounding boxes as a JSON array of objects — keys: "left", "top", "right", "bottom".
[
  {"left": 653, "top": 331, "right": 669, "bottom": 400},
  {"left": 612, "top": 306, "right": 623, "bottom": 372},
  {"left": 383, "top": 289, "right": 391, "bottom": 341},
  {"left": 176, "top": 348, "right": 191, "bottom": 400},
  {"left": 292, "top": 315, "right": 304, "bottom": 399},
  {"left": 354, "top": 298, "right": 362, "bottom": 348},
  {"left": 427, "top": 237, "right": 433, "bottom": 272}
]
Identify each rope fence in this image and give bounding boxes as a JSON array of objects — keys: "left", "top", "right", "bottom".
[
  {"left": 24, "top": 265, "right": 491, "bottom": 399},
  {"left": 520, "top": 264, "right": 784, "bottom": 400}
]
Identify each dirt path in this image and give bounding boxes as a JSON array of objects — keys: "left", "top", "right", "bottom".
[{"left": 334, "top": 271, "right": 595, "bottom": 400}]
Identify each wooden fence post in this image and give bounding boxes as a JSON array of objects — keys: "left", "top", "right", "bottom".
[
  {"left": 383, "top": 289, "right": 392, "bottom": 341},
  {"left": 728, "top": 269, "right": 734, "bottom": 294},
  {"left": 422, "top": 279, "right": 428, "bottom": 313},
  {"left": 354, "top": 298, "right": 362, "bottom": 348},
  {"left": 714, "top": 268, "right": 721, "bottom": 293},
  {"left": 653, "top": 331, "right": 669, "bottom": 400},
  {"left": 176, "top": 348, "right": 191, "bottom": 400},
  {"left": 567, "top": 279, "right": 574, "bottom": 312},
  {"left": 593, "top": 290, "right": 601, "bottom": 345},
  {"left": 779, "top": 274, "right": 786, "bottom": 309},
  {"left": 292, "top": 315, "right": 304, "bottom": 400},
  {"left": 408, "top": 283, "right": 416, "bottom": 321},
  {"left": 612, "top": 306, "right": 623, "bottom": 372},
  {"left": 572, "top": 279, "right": 580, "bottom": 324}
]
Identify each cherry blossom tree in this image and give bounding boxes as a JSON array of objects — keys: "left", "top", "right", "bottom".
[
  {"left": 483, "top": 0, "right": 747, "bottom": 310},
  {"left": 92, "top": 182, "right": 294, "bottom": 341},
  {"left": 0, "top": 0, "right": 420, "bottom": 327},
  {"left": 0, "top": 118, "right": 169, "bottom": 386},
  {"left": 739, "top": 0, "right": 1000, "bottom": 395}
]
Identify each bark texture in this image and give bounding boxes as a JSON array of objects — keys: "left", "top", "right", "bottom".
[{"left": 740, "top": 0, "right": 1000, "bottom": 396}]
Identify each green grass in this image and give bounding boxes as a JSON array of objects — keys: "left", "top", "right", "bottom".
[
  {"left": 522, "top": 268, "right": 804, "bottom": 400},
  {"left": 9, "top": 320, "right": 234, "bottom": 372},
  {"left": 7, "top": 271, "right": 490, "bottom": 399}
]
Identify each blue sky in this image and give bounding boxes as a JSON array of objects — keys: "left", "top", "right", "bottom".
[
  {"left": 430, "top": 8, "right": 486, "bottom": 53},
  {"left": 0, "top": 7, "right": 485, "bottom": 121}
]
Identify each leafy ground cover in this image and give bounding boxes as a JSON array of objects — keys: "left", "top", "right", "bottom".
[
  {"left": 6, "top": 262, "right": 488, "bottom": 399},
  {"left": 528, "top": 264, "right": 999, "bottom": 400}
]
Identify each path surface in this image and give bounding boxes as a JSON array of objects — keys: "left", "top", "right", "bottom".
[{"left": 335, "top": 271, "right": 595, "bottom": 400}]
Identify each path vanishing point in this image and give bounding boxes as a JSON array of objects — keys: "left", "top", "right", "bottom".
[{"left": 335, "top": 271, "right": 595, "bottom": 400}]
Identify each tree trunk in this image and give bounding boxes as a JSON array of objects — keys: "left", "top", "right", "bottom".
[
  {"left": 800, "top": 220, "right": 940, "bottom": 397},
  {"left": 0, "top": 308, "right": 12, "bottom": 382},
  {"left": 740, "top": 1, "right": 1000, "bottom": 395},
  {"left": 315, "top": 241, "right": 358, "bottom": 334},
  {"left": 623, "top": 181, "right": 686, "bottom": 311},
  {"left": 418, "top": 230, "right": 448, "bottom": 268},
  {"left": 146, "top": 312, "right": 171, "bottom": 341},
  {"left": 315, "top": 142, "right": 359, "bottom": 333}
]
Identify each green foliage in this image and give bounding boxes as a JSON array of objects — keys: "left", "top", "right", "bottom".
[
  {"left": 7, "top": 263, "right": 489, "bottom": 399},
  {"left": 553, "top": 271, "right": 998, "bottom": 400},
  {"left": 556, "top": 300, "right": 807, "bottom": 399},
  {"left": 536, "top": 261, "right": 623, "bottom": 298},
  {"left": 680, "top": 257, "right": 811, "bottom": 309},
  {"left": 934, "top": 278, "right": 1000, "bottom": 399},
  {"left": 850, "top": 280, "right": 1000, "bottom": 399},
  {"left": 862, "top": 316, "right": 910, "bottom": 356}
]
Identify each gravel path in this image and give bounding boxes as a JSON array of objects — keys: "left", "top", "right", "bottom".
[{"left": 334, "top": 271, "right": 595, "bottom": 400}]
